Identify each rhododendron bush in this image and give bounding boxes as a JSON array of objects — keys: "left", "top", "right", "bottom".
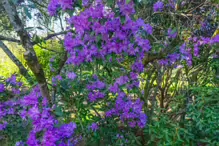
[{"left": 0, "top": 0, "right": 219, "bottom": 145}]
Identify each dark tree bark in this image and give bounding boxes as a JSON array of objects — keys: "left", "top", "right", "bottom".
[
  {"left": 2, "top": 0, "right": 51, "bottom": 103},
  {"left": 0, "top": 40, "right": 32, "bottom": 81}
]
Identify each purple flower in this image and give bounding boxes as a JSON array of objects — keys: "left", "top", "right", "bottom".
[
  {"left": 21, "top": 88, "right": 40, "bottom": 106},
  {"left": 56, "top": 75, "right": 63, "bottom": 81},
  {"left": 93, "top": 74, "right": 98, "bottom": 80},
  {"left": 87, "top": 80, "right": 105, "bottom": 90},
  {"left": 68, "top": 15, "right": 90, "bottom": 34},
  {"left": 95, "top": 81, "right": 105, "bottom": 89},
  {"left": 212, "top": 35, "right": 219, "bottom": 44},
  {"left": 138, "top": 113, "right": 147, "bottom": 128},
  {"left": 48, "top": 0, "right": 74, "bottom": 16},
  {"left": 131, "top": 62, "right": 144, "bottom": 73},
  {"left": 67, "top": 72, "right": 77, "bottom": 80},
  {"left": 116, "top": 134, "right": 124, "bottom": 139},
  {"left": 0, "top": 122, "right": 7, "bottom": 131},
  {"left": 89, "top": 123, "right": 98, "bottom": 132},
  {"left": 59, "top": 0, "right": 73, "bottom": 10},
  {"left": 6, "top": 75, "right": 17, "bottom": 86},
  {"left": 144, "top": 24, "right": 153, "bottom": 35},
  {"left": 50, "top": 57, "right": 55, "bottom": 62},
  {"left": 19, "top": 110, "right": 27, "bottom": 120},
  {"left": 42, "top": 130, "right": 59, "bottom": 145},
  {"left": 106, "top": 97, "right": 147, "bottom": 128},
  {"left": 194, "top": 45, "right": 199, "bottom": 57},
  {"left": 28, "top": 106, "right": 40, "bottom": 120},
  {"left": 116, "top": 76, "right": 129, "bottom": 86},
  {"left": 88, "top": 91, "right": 105, "bottom": 102},
  {"left": 129, "top": 72, "right": 138, "bottom": 80},
  {"left": 180, "top": 43, "right": 187, "bottom": 54},
  {"left": 128, "top": 121, "right": 136, "bottom": 128},
  {"left": 12, "top": 88, "right": 20, "bottom": 95},
  {"left": 15, "top": 141, "right": 25, "bottom": 146},
  {"left": 109, "top": 84, "right": 119, "bottom": 93},
  {"left": 59, "top": 122, "right": 77, "bottom": 138},
  {"left": 0, "top": 83, "right": 5, "bottom": 93},
  {"left": 64, "top": 32, "right": 75, "bottom": 51},
  {"left": 135, "top": 37, "right": 151, "bottom": 52},
  {"left": 167, "top": 28, "right": 177, "bottom": 39},
  {"left": 118, "top": 1, "right": 135, "bottom": 16},
  {"left": 82, "top": 0, "right": 90, "bottom": 6},
  {"left": 48, "top": 0, "right": 59, "bottom": 16},
  {"left": 27, "top": 131, "right": 40, "bottom": 146},
  {"left": 159, "top": 59, "right": 168, "bottom": 66},
  {"left": 153, "top": 1, "right": 164, "bottom": 12},
  {"left": 168, "top": 53, "right": 180, "bottom": 64}
]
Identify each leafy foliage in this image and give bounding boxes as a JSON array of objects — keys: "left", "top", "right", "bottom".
[{"left": 0, "top": 0, "right": 219, "bottom": 145}]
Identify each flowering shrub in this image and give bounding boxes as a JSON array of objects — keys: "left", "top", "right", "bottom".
[{"left": 0, "top": 0, "right": 218, "bottom": 145}]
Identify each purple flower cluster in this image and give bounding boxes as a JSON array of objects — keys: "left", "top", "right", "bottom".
[
  {"left": 0, "top": 86, "right": 77, "bottom": 145},
  {"left": 153, "top": 1, "right": 164, "bottom": 12},
  {"left": 0, "top": 83, "right": 5, "bottom": 93},
  {"left": 87, "top": 80, "right": 106, "bottom": 90},
  {"left": 167, "top": 28, "right": 177, "bottom": 39},
  {"left": 52, "top": 75, "right": 63, "bottom": 86},
  {"left": 0, "top": 121, "right": 7, "bottom": 131},
  {"left": 183, "top": 35, "right": 219, "bottom": 65},
  {"left": 82, "top": 0, "right": 90, "bottom": 7},
  {"left": 2, "top": 75, "right": 22, "bottom": 95},
  {"left": 48, "top": 0, "right": 74, "bottom": 16},
  {"left": 180, "top": 43, "right": 192, "bottom": 66},
  {"left": 88, "top": 91, "right": 105, "bottom": 102},
  {"left": 158, "top": 34, "right": 219, "bottom": 67},
  {"left": 89, "top": 122, "right": 98, "bottom": 132},
  {"left": 0, "top": 99, "right": 22, "bottom": 132},
  {"left": 87, "top": 80, "right": 106, "bottom": 102},
  {"left": 118, "top": 0, "right": 135, "bottom": 16},
  {"left": 61, "top": 0, "right": 151, "bottom": 123},
  {"left": 106, "top": 93, "right": 147, "bottom": 128},
  {"left": 67, "top": 72, "right": 77, "bottom": 80},
  {"left": 6, "top": 75, "right": 17, "bottom": 85},
  {"left": 64, "top": 1, "right": 152, "bottom": 67}
]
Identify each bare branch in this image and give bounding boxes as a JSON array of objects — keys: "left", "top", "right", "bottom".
[
  {"left": 0, "top": 40, "right": 32, "bottom": 82},
  {"left": 42, "top": 31, "right": 68, "bottom": 42},
  {"left": 0, "top": 35, "right": 20, "bottom": 43}
]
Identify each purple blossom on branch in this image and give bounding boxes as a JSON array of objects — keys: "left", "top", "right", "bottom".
[
  {"left": 59, "top": 0, "right": 74, "bottom": 10},
  {"left": 48, "top": 0, "right": 59, "bottom": 16},
  {"left": 48, "top": 0, "right": 74, "bottom": 16},
  {"left": 0, "top": 83, "right": 5, "bottom": 93},
  {"left": 153, "top": 1, "right": 164, "bottom": 12},
  {"left": 167, "top": 28, "right": 177, "bottom": 39},
  {"left": 67, "top": 72, "right": 77, "bottom": 80},
  {"left": 89, "top": 123, "right": 98, "bottom": 132}
]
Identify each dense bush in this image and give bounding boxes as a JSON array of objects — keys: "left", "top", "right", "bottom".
[{"left": 0, "top": 0, "right": 218, "bottom": 145}]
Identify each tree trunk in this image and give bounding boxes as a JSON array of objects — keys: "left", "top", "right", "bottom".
[{"left": 2, "top": 0, "right": 51, "bottom": 103}]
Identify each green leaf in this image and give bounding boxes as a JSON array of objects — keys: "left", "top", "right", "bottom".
[
  {"left": 107, "top": 0, "right": 114, "bottom": 6},
  {"left": 55, "top": 106, "right": 63, "bottom": 117},
  {"left": 120, "top": 16, "right": 126, "bottom": 24},
  {"left": 25, "top": 27, "right": 34, "bottom": 31},
  {"left": 126, "top": 0, "right": 131, "bottom": 3}
]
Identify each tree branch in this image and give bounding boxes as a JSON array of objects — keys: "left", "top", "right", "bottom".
[
  {"left": 0, "top": 40, "right": 32, "bottom": 82},
  {"left": 42, "top": 31, "right": 68, "bottom": 42},
  {"left": 0, "top": 35, "right": 20, "bottom": 43},
  {"left": 0, "top": 31, "right": 67, "bottom": 45}
]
